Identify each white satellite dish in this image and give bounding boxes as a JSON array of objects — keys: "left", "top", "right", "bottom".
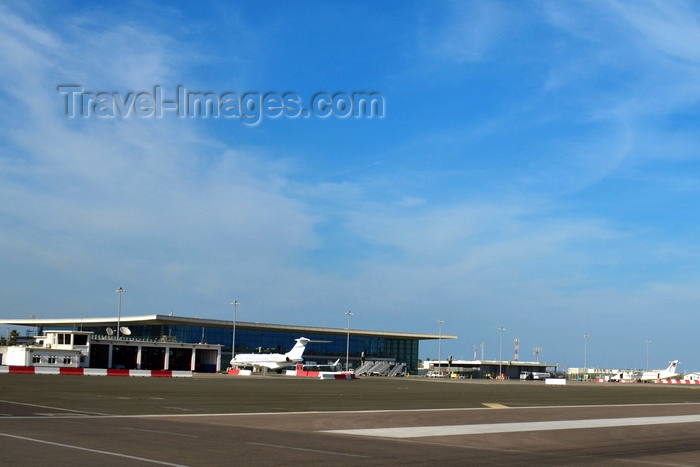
[
  {"left": 106, "top": 327, "right": 114, "bottom": 336},
  {"left": 120, "top": 327, "right": 131, "bottom": 336}
]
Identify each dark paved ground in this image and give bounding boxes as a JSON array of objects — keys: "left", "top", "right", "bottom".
[{"left": 1, "top": 374, "right": 699, "bottom": 466}]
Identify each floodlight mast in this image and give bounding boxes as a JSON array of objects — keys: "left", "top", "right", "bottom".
[
  {"left": 345, "top": 311, "right": 353, "bottom": 371},
  {"left": 116, "top": 288, "right": 125, "bottom": 340},
  {"left": 438, "top": 319, "right": 444, "bottom": 374},
  {"left": 498, "top": 327, "right": 505, "bottom": 377},
  {"left": 645, "top": 339, "right": 651, "bottom": 370},
  {"left": 231, "top": 301, "right": 240, "bottom": 358}
]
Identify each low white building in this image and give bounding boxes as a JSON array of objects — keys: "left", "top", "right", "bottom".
[
  {"left": 1, "top": 331, "right": 91, "bottom": 367},
  {"left": 0, "top": 330, "right": 221, "bottom": 372}
]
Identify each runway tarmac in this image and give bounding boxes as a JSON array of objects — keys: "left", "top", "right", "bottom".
[{"left": 1, "top": 374, "right": 699, "bottom": 466}]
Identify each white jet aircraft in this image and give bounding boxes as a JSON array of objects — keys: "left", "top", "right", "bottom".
[
  {"left": 639, "top": 360, "right": 679, "bottom": 382},
  {"left": 230, "top": 337, "right": 310, "bottom": 371}
]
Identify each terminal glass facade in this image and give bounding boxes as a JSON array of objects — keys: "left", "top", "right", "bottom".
[{"left": 43, "top": 324, "right": 421, "bottom": 372}]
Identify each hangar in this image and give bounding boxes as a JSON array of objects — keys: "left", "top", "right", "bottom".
[
  {"left": 424, "top": 358, "right": 559, "bottom": 380},
  {"left": 0, "top": 314, "right": 457, "bottom": 373}
]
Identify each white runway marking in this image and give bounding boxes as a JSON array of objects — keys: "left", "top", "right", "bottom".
[
  {"left": 321, "top": 414, "right": 700, "bottom": 438},
  {"left": 121, "top": 427, "right": 200, "bottom": 438},
  {"left": 1, "top": 401, "right": 693, "bottom": 420},
  {"left": 248, "top": 442, "right": 369, "bottom": 458},
  {"left": 0, "top": 432, "right": 188, "bottom": 466},
  {"left": 0, "top": 399, "right": 106, "bottom": 416}
]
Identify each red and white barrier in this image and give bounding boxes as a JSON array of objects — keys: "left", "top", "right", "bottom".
[
  {"left": 286, "top": 366, "right": 356, "bottom": 379},
  {"left": 658, "top": 379, "right": 700, "bottom": 384},
  {"left": 594, "top": 377, "right": 699, "bottom": 384},
  {"left": 319, "top": 372, "right": 357, "bottom": 380},
  {"left": 0, "top": 366, "right": 191, "bottom": 377},
  {"left": 287, "top": 363, "right": 356, "bottom": 379}
]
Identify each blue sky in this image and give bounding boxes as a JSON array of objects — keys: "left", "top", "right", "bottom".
[{"left": 1, "top": 1, "right": 700, "bottom": 370}]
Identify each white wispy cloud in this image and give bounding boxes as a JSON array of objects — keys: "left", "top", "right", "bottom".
[
  {"left": 417, "top": 0, "right": 512, "bottom": 63},
  {"left": 612, "top": 0, "right": 700, "bottom": 63},
  {"left": 0, "top": 6, "right": 322, "bottom": 319}
]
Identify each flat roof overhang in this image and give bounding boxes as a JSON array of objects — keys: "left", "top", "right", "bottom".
[
  {"left": 0, "top": 315, "right": 458, "bottom": 341},
  {"left": 437, "top": 360, "right": 560, "bottom": 368}
]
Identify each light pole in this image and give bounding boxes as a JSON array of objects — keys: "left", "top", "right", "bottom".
[
  {"left": 345, "top": 311, "right": 353, "bottom": 371},
  {"left": 534, "top": 347, "right": 542, "bottom": 363},
  {"left": 583, "top": 333, "right": 589, "bottom": 369},
  {"left": 231, "top": 301, "right": 239, "bottom": 358},
  {"left": 116, "top": 287, "right": 125, "bottom": 339},
  {"left": 498, "top": 327, "right": 505, "bottom": 378},
  {"left": 437, "top": 319, "right": 444, "bottom": 374},
  {"left": 645, "top": 339, "right": 651, "bottom": 370}
]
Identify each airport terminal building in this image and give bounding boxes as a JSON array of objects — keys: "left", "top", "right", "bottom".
[{"left": 0, "top": 314, "right": 456, "bottom": 373}]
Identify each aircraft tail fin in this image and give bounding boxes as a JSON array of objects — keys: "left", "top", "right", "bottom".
[
  {"left": 285, "top": 337, "right": 310, "bottom": 362},
  {"left": 666, "top": 360, "right": 679, "bottom": 374}
]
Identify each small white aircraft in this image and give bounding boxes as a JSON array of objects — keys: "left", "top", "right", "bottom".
[
  {"left": 302, "top": 359, "right": 342, "bottom": 371},
  {"left": 640, "top": 360, "right": 679, "bottom": 382},
  {"left": 230, "top": 337, "right": 310, "bottom": 371}
]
